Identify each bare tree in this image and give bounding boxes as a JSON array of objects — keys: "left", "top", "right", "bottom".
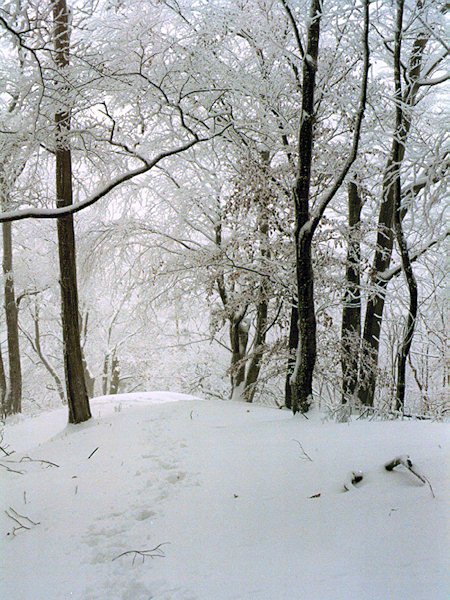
[
  {"left": 286, "top": 0, "right": 370, "bottom": 413},
  {"left": 52, "top": 0, "right": 91, "bottom": 423}
]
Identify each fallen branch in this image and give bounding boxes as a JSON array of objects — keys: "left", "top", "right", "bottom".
[
  {"left": 385, "top": 455, "right": 435, "bottom": 497},
  {"left": 18, "top": 456, "right": 60, "bottom": 468},
  {"left": 112, "top": 543, "right": 169, "bottom": 565},
  {"left": 5, "top": 507, "right": 40, "bottom": 536},
  {"left": 0, "top": 462, "right": 23, "bottom": 475}
]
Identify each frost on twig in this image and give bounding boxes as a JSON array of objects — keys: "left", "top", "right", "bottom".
[
  {"left": 112, "top": 543, "right": 169, "bottom": 564},
  {"left": 5, "top": 506, "right": 40, "bottom": 536},
  {"left": 385, "top": 455, "right": 435, "bottom": 498}
]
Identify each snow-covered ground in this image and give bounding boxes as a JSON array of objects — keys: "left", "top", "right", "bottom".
[{"left": 1, "top": 392, "right": 448, "bottom": 600}]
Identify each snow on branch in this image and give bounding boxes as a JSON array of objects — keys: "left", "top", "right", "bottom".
[{"left": 0, "top": 127, "right": 230, "bottom": 224}]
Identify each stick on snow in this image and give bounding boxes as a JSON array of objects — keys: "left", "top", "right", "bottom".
[{"left": 385, "top": 455, "right": 435, "bottom": 497}]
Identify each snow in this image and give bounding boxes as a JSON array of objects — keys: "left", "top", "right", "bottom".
[{"left": 1, "top": 392, "right": 449, "bottom": 600}]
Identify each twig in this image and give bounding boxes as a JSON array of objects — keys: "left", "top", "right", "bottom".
[
  {"left": 0, "top": 462, "right": 24, "bottom": 475},
  {"left": 112, "top": 543, "right": 169, "bottom": 565},
  {"left": 5, "top": 507, "right": 40, "bottom": 536},
  {"left": 292, "top": 439, "right": 313, "bottom": 461},
  {"left": 87, "top": 447, "right": 99, "bottom": 460},
  {"left": 20, "top": 456, "right": 60, "bottom": 468}
]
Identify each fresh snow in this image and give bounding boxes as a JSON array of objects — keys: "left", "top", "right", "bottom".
[{"left": 1, "top": 392, "right": 448, "bottom": 599}]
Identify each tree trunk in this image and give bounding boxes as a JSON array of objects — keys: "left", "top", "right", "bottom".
[
  {"left": 284, "top": 301, "right": 298, "bottom": 410},
  {"left": 340, "top": 181, "right": 362, "bottom": 403},
  {"left": 359, "top": 10, "right": 429, "bottom": 406},
  {"left": 2, "top": 221, "right": 21, "bottom": 415},
  {"left": 0, "top": 342, "right": 7, "bottom": 416},
  {"left": 230, "top": 316, "right": 249, "bottom": 400},
  {"left": 392, "top": 0, "right": 418, "bottom": 413},
  {"left": 26, "top": 301, "right": 66, "bottom": 404},
  {"left": 290, "top": 0, "right": 321, "bottom": 414},
  {"left": 243, "top": 299, "right": 268, "bottom": 403},
  {"left": 243, "top": 181, "right": 270, "bottom": 403},
  {"left": 109, "top": 352, "right": 120, "bottom": 394},
  {"left": 53, "top": 0, "right": 91, "bottom": 424}
]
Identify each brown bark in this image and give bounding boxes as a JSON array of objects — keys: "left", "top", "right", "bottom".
[
  {"left": 0, "top": 342, "right": 7, "bottom": 416},
  {"left": 2, "top": 221, "right": 21, "bottom": 414},
  {"left": 53, "top": 0, "right": 91, "bottom": 423},
  {"left": 341, "top": 181, "right": 362, "bottom": 403}
]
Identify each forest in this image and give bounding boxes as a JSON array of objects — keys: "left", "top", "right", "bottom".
[{"left": 0, "top": 0, "right": 448, "bottom": 423}]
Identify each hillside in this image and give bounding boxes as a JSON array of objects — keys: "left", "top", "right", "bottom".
[{"left": 1, "top": 393, "right": 448, "bottom": 599}]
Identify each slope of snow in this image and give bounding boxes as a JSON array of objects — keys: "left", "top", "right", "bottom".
[{"left": 1, "top": 393, "right": 448, "bottom": 600}]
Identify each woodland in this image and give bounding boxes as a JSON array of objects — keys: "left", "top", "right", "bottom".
[{"left": 0, "top": 0, "right": 448, "bottom": 424}]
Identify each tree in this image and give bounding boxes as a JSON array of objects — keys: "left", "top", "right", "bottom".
[
  {"left": 358, "top": 0, "right": 449, "bottom": 407},
  {"left": 52, "top": 0, "right": 91, "bottom": 423},
  {"left": 340, "top": 180, "right": 363, "bottom": 404},
  {"left": 286, "top": 0, "right": 370, "bottom": 413}
]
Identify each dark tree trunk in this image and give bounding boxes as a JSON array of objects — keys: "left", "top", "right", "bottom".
[
  {"left": 359, "top": 11, "right": 428, "bottom": 406},
  {"left": 2, "top": 221, "right": 21, "bottom": 415},
  {"left": 392, "top": 0, "right": 418, "bottom": 412},
  {"left": 290, "top": 0, "right": 321, "bottom": 414},
  {"left": 53, "top": 0, "right": 91, "bottom": 424},
  {"left": 341, "top": 181, "right": 362, "bottom": 403},
  {"left": 0, "top": 342, "right": 7, "bottom": 416}
]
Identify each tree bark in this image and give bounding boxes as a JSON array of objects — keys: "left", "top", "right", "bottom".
[
  {"left": 340, "top": 181, "right": 362, "bottom": 403},
  {"left": 392, "top": 0, "right": 418, "bottom": 412},
  {"left": 230, "top": 316, "right": 249, "bottom": 399},
  {"left": 290, "top": 0, "right": 322, "bottom": 414},
  {"left": 2, "top": 221, "right": 21, "bottom": 414},
  {"left": 53, "top": 0, "right": 91, "bottom": 424},
  {"left": 243, "top": 299, "right": 268, "bottom": 403},
  {"left": 0, "top": 342, "right": 7, "bottom": 416},
  {"left": 359, "top": 4, "right": 429, "bottom": 406},
  {"left": 243, "top": 177, "right": 270, "bottom": 403},
  {"left": 284, "top": 301, "right": 298, "bottom": 410}
]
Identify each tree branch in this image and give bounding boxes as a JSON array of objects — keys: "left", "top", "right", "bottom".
[{"left": 0, "top": 127, "right": 230, "bottom": 223}]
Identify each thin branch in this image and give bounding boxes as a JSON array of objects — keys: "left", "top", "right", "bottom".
[
  {"left": 279, "top": 0, "right": 305, "bottom": 58},
  {"left": 304, "top": 0, "right": 370, "bottom": 238},
  {"left": 112, "top": 543, "right": 168, "bottom": 564}
]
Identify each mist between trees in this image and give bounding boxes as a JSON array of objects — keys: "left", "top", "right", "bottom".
[{"left": 0, "top": 0, "right": 448, "bottom": 423}]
